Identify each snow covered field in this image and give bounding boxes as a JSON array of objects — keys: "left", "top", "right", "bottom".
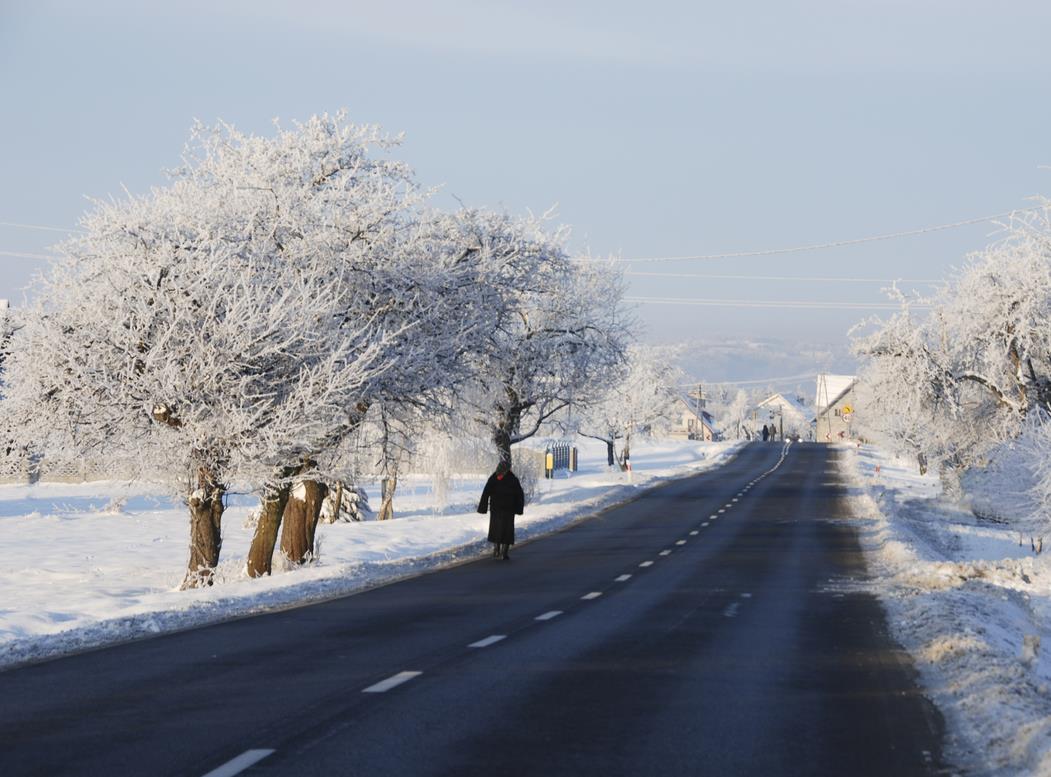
[
  {"left": 0, "top": 439, "right": 742, "bottom": 671},
  {"left": 840, "top": 445, "right": 1051, "bottom": 777}
]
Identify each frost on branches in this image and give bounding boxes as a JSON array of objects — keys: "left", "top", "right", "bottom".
[
  {"left": 853, "top": 204, "right": 1051, "bottom": 538},
  {"left": 2, "top": 114, "right": 481, "bottom": 587},
  {"left": 434, "top": 208, "right": 631, "bottom": 468},
  {"left": 577, "top": 345, "right": 684, "bottom": 468},
  {"left": 0, "top": 113, "right": 635, "bottom": 587}
]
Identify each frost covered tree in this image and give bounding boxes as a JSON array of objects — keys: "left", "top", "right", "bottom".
[
  {"left": 722, "top": 388, "right": 755, "bottom": 440},
  {"left": 0, "top": 302, "right": 26, "bottom": 469},
  {"left": 2, "top": 113, "right": 485, "bottom": 586},
  {"left": 577, "top": 345, "right": 683, "bottom": 467},
  {"left": 1012, "top": 412, "right": 1051, "bottom": 547},
  {"left": 438, "top": 209, "right": 631, "bottom": 467},
  {"left": 854, "top": 205, "right": 1051, "bottom": 493},
  {"left": 318, "top": 207, "right": 545, "bottom": 523}
]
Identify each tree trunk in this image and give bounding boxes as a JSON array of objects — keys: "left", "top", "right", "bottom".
[
  {"left": 246, "top": 481, "right": 292, "bottom": 577},
  {"left": 319, "top": 481, "right": 344, "bottom": 524},
  {"left": 182, "top": 466, "right": 224, "bottom": 589},
  {"left": 618, "top": 436, "right": 631, "bottom": 471},
  {"left": 493, "top": 426, "right": 512, "bottom": 470},
  {"left": 938, "top": 465, "right": 963, "bottom": 502},
  {"left": 493, "top": 406, "right": 522, "bottom": 470},
  {"left": 605, "top": 440, "right": 615, "bottom": 467},
  {"left": 280, "top": 479, "right": 328, "bottom": 564},
  {"left": 378, "top": 475, "right": 398, "bottom": 521}
]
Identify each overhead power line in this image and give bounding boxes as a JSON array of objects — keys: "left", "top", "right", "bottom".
[
  {"left": 0, "top": 250, "right": 55, "bottom": 260},
  {"left": 625, "top": 295, "right": 930, "bottom": 311},
  {"left": 0, "top": 221, "right": 81, "bottom": 234},
  {"left": 617, "top": 205, "right": 1045, "bottom": 264},
  {"left": 668, "top": 372, "right": 819, "bottom": 388},
  {"left": 624, "top": 270, "right": 944, "bottom": 284}
]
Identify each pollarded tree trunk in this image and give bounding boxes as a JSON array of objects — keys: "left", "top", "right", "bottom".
[
  {"left": 247, "top": 480, "right": 293, "bottom": 577},
  {"left": 280, "top": 479, "right": 328, "bottom": 564},
  {"left": 182, "top": 466, "right": 225, "bottom": 589},
  {"left": 378, "top": 474, "right": 398, "bottom": 521}
]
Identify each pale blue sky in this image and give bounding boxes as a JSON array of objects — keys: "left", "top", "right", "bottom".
[{"left": 2, "top": 1, "right": 1050, "bottom": 351}]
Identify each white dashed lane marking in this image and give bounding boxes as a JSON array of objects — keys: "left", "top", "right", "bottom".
[
  {"left": 615, "top": 574, "right": 632, "bottom": 582},
  {"left": 581, "top": 592, "right": 603, "bottom": 600},
  {"left": 639, "top": 561, "right": 654, "bottom": 568},
  {"left": 200, "top": 750, "right": 276, "bottom": 777},
  {"left": 659, "top": 550, "right": 672, "bottom": 556},
  {"left": 701, "top": 522, "right": 709, "bottom": 527},
  {"left": 468, "top": 635, "right": 507, "bottom": 648},
  {"left": 675, "top": 540, "right": 686, "bottom": 546},
  {"left": 362, "top": 671, "right": 422, "bottom": 693},
  {"left": 690, "top": 530, "right": 699, "bottom": 535},
  {"left": 536, "top": 610, "right": 563, "bottom": 621}
]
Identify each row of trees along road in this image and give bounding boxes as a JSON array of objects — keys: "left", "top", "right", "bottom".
[
  {"left": 0, "top": 113, "right": 631, "bottom": 587},
  {"left": 853, "top": 204, "right": 1051, "bottom": 543}
]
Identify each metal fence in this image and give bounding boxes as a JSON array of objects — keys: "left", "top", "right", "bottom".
[{"left": 544, "top": 442, "right": 578, "bottom": 478}]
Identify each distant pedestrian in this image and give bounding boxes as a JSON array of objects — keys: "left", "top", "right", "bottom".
[
  {"left": 478, "top": 461, "right": 525, "bottom": 560},
  {"left": 762, "top": 424, "right": 770, "bottom": 442}
]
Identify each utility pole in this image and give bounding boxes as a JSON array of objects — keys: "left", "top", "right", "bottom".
[{"left": 695, "top": 383, "right": 702, "bottom": 439}]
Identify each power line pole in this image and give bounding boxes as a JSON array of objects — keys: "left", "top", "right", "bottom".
[{"left": 695, "top": 383, "right": 702, "bottom": 439}]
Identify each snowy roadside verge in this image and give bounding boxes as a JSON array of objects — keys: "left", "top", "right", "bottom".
[
  {"left": 837, "top": 445, "right": 1051, "bottom": 777},
  {"left": 0, "top": 440, "right": 743, "bottom": 672}
]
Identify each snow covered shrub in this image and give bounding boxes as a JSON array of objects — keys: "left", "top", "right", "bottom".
[
  {"left": 342, "top": 486, "right": 373, "bottom": 522},
  {"left": 100, "top": 497, "right": 128, "bottom": 515},
  {"left": 512, "top": 448, "right": 544, "bottom": 505},
  {"left": 1013, "top": 411, "right": 1051, "bottom": 544},
  {"left": 960, "top": 421, "right": 1041, "bottom": 526},
  {"left": 242, "top": 508, "right": 261, "bottom": 531},
  {"left": 409, "top": 431, "right": 490, "bottom": 513},
  {"left": 319, "top": 483, "right": 372, "bottom": 522}
]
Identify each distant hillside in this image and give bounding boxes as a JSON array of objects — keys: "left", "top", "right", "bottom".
[{"left": 670, "top": 336, "right": 857, "bottom": 390}]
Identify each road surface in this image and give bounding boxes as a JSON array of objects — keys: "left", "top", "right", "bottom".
[{"left": 0, "top": 442, "right": 947, "bottom": 776}]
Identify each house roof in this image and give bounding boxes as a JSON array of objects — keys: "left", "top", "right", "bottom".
[
  {"left": 677, "top": 396, "right": 715, "bottom": 429},
  {"left": 757, "top": 392, "right": 814, "bottom": 421},
  {"left": 815, "top": 374, "right": 857, "bottom": 412}
]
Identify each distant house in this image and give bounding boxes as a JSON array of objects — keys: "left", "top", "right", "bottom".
[
  {"left": 755, "top": 392, "right": 814, "bottom": 440},
  {"left": 671, "top": 397, "right": 717, "bottom": 442},
  {"left": 814, "top": 373, "right": 858, "bottom": 442}
]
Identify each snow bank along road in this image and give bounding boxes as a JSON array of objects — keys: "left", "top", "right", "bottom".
[{"left": 0, "top": 443, "right": 947, "bottom": 777}]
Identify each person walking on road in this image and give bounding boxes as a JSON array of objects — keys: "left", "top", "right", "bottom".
[
  {"left": 762, "top": 424, "right": 770, "bottom": 442},
  {"left": 478, "top": 461, "right": 525, "bottom": 560}
]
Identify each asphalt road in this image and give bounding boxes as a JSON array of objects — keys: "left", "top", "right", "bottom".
[{"left": 0, "top": 442, "right": 948, "bottom": 777}]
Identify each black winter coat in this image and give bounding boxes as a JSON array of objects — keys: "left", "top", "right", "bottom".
[{"left": 478, "top": 472, "right": 525, "bottom": 545}]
